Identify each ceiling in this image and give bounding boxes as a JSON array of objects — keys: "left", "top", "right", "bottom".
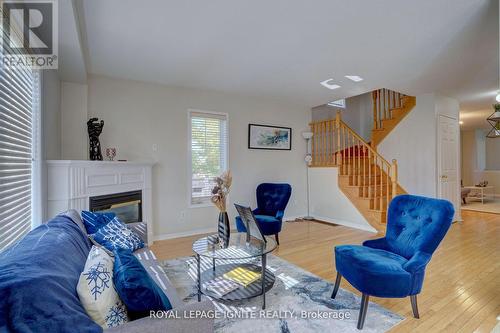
[{"left": 74, "top": 0, "right": 498, "bottom": 110}]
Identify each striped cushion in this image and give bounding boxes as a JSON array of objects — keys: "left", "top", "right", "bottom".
[{"left": 134, "top": 249, "right": 157, "bottom": 262}]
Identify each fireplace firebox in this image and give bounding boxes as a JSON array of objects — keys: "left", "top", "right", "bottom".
[{"left": 89, "top": 190, "right": 142, "bottom": 224}]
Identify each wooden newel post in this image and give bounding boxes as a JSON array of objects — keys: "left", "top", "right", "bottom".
[
  {"left": 372, "top": 91, "right": 378, "bottom": 129},
  {"left": 391, "top": 159, "right": 398, "bottom": 199}
]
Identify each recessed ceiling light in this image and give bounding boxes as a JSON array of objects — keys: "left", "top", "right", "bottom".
[
  {"left": 320, "top": 79, "right": 341, "bottom": 90},
  {"left": 345, "top": 75, "right": 364, "bottom": 82},
  {"left": 459, "top": 121, "right": 464, "bottom": 125}
]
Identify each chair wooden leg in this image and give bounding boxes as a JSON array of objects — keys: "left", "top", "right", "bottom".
[
  {"left": 274, "top": 233, "right": 279, "bottom": 245},
  {"left": 331, "top": 272, "right": 342, "bottom": 299},
  {"left": 357, "top": 294, "right": 369, "bottom": 330},
  {"left": 410, "top": 295, "right": 420, "bottom": 319}
]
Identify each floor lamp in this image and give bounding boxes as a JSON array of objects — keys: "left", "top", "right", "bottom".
[{"left": 302, "top": 131, "right": 314, "bottom": 220}]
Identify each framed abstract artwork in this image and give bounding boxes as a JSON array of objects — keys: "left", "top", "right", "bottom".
[{"left": 248, "top": 124, "right": 292, "bottom": 150}]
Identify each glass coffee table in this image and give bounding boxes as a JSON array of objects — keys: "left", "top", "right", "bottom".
[{"left": 192, "top": 233, "right": 277, "bottom": 309}]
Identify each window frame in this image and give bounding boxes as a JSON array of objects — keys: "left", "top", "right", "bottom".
[
  {"left": 187, "top": 109, "right": 229, "bottom": 208},
  {"left": 327, "top": 99, "right": 346, "bottom": 109}
]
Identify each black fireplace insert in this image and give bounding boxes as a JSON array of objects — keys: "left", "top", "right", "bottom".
[{"left": 89, "top": 190, "right": 142, "bottom": 224}]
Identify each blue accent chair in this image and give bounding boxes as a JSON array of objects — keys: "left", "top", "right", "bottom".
[
  {"left": 235, "top": 183, "right": 292, "bottom": 245},
  {"left": 332, "top": 195, "right": 454, "bottom": 329}
]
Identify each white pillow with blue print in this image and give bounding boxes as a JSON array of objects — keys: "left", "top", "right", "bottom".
[
  {"left": 77, "top": 246, "right": 129, "bottom": 328},
  {"left": 91, "top": 217, "right": 145, "bottom": 252}
]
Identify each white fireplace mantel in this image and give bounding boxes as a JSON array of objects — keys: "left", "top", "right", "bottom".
[{"left": 46, "top": 160, "right": 154, "bottom": 244}]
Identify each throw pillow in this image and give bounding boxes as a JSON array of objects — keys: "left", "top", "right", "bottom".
[
  {"left": 81, "top": 211, "right": 116, "bottom": 234},
  {"left": 91, "top": 217, "right": 145, "bottom": 252},
  {"left": 77, "top": 246, "right": 129, "bottom": 328},
  {"left": 113, "top": 248, "right": 172, "bottom": 319}
]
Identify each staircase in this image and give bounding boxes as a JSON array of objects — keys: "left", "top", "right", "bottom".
[
  {"left": 309, "top": 89, "right": 412, "bottom": 233},
  {"left": 371, "top": 89, "right": 416, "bottom": 147}
]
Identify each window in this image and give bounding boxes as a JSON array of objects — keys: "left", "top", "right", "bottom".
[
  {"left": 0, "top": 38, "right": 41, "bottom": 252},
  {"left": 328, "top": 99, "right": 346, "bottom": 108},
  {"left": 189, "top": 110, "right": 228, "bottom": 206}
]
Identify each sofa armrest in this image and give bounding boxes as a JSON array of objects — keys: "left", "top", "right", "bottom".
[
  {"left": 128, "top": 222, "right": 148, "bottom": 244},
  {"left": 104, "top": 300, "right": 215, "bottom": 333}
]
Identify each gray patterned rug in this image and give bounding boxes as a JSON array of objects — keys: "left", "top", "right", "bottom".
[{"left": 161, "top": 255, "right": 403, "bottom": 333}]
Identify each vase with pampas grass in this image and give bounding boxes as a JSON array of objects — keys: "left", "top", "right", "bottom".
[{"left": 211, "top": 170, "right": 232, "bottom": 248}]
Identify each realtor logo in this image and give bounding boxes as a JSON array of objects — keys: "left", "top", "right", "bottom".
[{"left": 1, "top": 0, "right": 58, "bottom": 69}]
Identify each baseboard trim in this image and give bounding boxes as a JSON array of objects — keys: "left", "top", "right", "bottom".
[
  {"left": 311, "top": 215, "right": 377, "bottom": 233},
  {"left": 283, "top": 215, "right": 305, "bottom": 222},
  {"left": 153, "top": 214, "right": 306, "bottom": 241},
  {"left": 153, "top": 227, "right": 215, "bottom": 242}
]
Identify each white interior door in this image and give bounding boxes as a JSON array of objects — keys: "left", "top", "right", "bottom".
[{"left": 437, "top": 115, "right": 460, "bottom": 220}]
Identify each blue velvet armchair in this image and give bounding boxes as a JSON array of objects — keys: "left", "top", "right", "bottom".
[
  {"left": 235, "top": 183, "right": 292, "bottom": 245},
  {"left": 332, "top": 195, "right": 454, "bottom": 329}
]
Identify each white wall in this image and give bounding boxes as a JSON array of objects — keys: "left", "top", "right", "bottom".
[
  {"left": 475, "top": 129, "right": 486, "bottom": 171},
  {"left": 61, "top": 82, "right": 88, "bottom": 160},
  {"left": 378, "top": 94, "right": 438, "bottom": 196},
  {"left": 378, "top": 93, "right": 460, "bottom": 219},
  {"left": 76, "top": 75, "right": 310, "bottom": 238},
  {"left": 309, "top": 167, "right": 376, "bottom": 232},
  {"left": 40, "top": 69, "right": 61, "bottom": 222},
  {"left": 311, "top": 92, "right": 373, "bottom": 141},
  {"left": 42, "top": 70, "right": 61, "bottom": 160},
  {"left": 461, "top": 130, "right": 476, "bottom": 186},
  {"left": 461, "top": 128, "right": 500, "bottom": 195},
  {"left": 485, "top": 137, "right": 500, "bottom": 170}
]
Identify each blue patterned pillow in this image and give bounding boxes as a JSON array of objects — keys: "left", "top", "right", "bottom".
[
  {"left": 91, "top": 218, "right": 144, "bottom": 252},
  {"left": 113, "top": 248, "right": 172, "bottom": 319},
  {"left": 81, "top": 211, "right": 116, "bottom": 234}
]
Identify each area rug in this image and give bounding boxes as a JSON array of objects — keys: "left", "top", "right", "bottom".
[{"left": 161, "top": 255, "right": 404, "bottom": 332}]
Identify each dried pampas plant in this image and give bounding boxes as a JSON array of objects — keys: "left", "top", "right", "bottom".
[{"left": 210, "top": 170, "right": 232, "bottom": 212}]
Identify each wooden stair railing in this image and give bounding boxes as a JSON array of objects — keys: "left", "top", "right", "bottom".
[
  {"left": 371, "top": 89, "right": 416, "bottom": 147},
  {"left": 310, "top": 112, "right": 404, "bottom": 232},
  {"left": 372, "top": 88, "right": 405, "bottom": 130}
]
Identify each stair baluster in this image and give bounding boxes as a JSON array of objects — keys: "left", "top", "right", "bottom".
[{"left": 309, "top": 111, "right": 405, "bottom": 232}]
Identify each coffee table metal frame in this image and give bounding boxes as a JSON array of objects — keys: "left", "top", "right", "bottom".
[{"left": 192, "top": 233, "right": 277, "bottom": 309}]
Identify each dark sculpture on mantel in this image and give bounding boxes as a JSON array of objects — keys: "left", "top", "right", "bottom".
[{"left": 87, "top": 118, "right": 104, "bottom": 160}]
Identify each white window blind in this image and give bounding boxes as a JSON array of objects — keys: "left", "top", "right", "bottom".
[
  {"left": 0, "top": 41, "right": 39, "bottom": 252},
  {"left": 189, "top": 111, "right": 228, "bottom": 205}
]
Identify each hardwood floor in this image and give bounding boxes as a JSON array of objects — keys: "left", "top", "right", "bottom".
[{"left": 150, "top": 210, "right": 500, "bottom": 332}]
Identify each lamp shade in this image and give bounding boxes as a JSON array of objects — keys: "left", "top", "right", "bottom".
[
  {"left": 487, "top": 111, "right": 500, "bottom": 122},
  {"left": 302, "top": 132, "right": 313, "bottom": 140},
  {"left": 486, "top": 127, "right": 500, "bottom": 138}
]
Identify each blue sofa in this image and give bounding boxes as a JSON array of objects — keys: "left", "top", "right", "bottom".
[
  {"left": 0, "top": 210, "right": 214, "bottom": 333},
  {"left": 332, "top": 195, "right": 454, "bottom": 329},
  {"left": 235, "top": 183, "right": 292, "bottom": 245}
]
